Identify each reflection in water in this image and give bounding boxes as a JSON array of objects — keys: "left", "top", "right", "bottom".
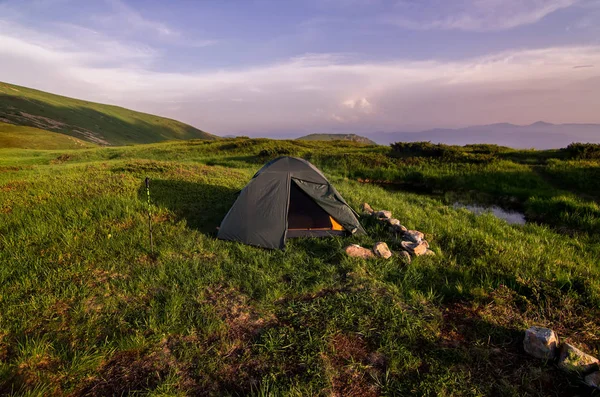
[{"left": 454, "top": 203, "right": 526, "bottom": 225}]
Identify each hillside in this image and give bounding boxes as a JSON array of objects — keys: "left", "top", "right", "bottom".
[
  {"left": 1, "top": 139, "right": 599, "bottom": 395},
  {"left": 371, "top": 122, "right": 600, "bottom": 148},
  {"left": 297, "top": 133, "right": 376, "bottom": 145},
  {"left": 0, "top": 122, "right": 95, "bottom": 150},
  {"left": 0, "top": 82, "right": 216, "bottom": 146}
]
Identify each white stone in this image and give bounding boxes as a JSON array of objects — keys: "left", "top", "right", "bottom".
[
  {"left": 361, "top": 202, "right": 374, "bottom": 215},
  {"left": 558, "top": 343, "right": 599, "bottom": 373},
  {"left": 389, "top": 224, "right": 408, "bottom": 234},
  {"left": 401, "top": 241, "right": 428, "bottom": 256},
  {"left": 404, "top": 230, "right": 424, "bottom": 243},
  {"left": 373, "top": 242, "right": 392, "bottom": 259},
  {"left": 344, "top": 244, "right": 374, "bottom": 259},
  {"left": 375, "top": 210, "right": 392, "bottom": 220},
  {"left": 523, "top": 326, "right": 558, "bottom": 360},
  {"left": 387, "top": 218, "right": 400, "bottom": 226}
]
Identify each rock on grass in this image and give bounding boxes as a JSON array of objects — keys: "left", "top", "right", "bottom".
[
  {"left": 373, "top": 242, "right": 392, "bottom": 259},
  {"left": 523, "top": 326, "right": 558, "bottom": 360},
  {"left": 558, "top": 343, "right": 599, "bottom": 373},
  {"left": 345, "top": 244, "right": 375, "bottom": 259},
  {"left": 401, "top": 241, "right": 428, "bottom": 256},
  {"left": 361, "top": 202, "right": 374, "bottom": 215},
  {"left": 375, "top": 210, "right": 392, "bottom": 220},
  {"left": 404, "top": 230, "right": 424, "bottom": 243}
]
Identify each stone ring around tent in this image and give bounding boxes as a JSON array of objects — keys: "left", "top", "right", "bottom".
[{"left": 217, "top": 156, "right": 365, "bottom": 249}]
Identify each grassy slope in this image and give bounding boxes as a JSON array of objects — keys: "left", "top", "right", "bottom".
[
  {"left": 0, "top": 82, "right": 216, "bottom": 146},
  {"left": 0, "top": 139, "right": 599, "bottom": 396},
  {"left": 0, "top": 122, "right": 95, "bottom": 150},
  {"left": 297, "top": 133, "right": 377, "bottom": 145}
]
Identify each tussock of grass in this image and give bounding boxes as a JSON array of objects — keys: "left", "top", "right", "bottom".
[{"left": 0, "top": 138, "right": 599, "bottom": 395}]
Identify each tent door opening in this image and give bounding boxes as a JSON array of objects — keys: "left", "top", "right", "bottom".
[{"left": 286, "top": 181, "right": 344, "bottom": 237}]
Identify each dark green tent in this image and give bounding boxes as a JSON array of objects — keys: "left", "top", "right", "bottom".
[{"left": 217, "top": 156, "right": 365, "bottom": 249}]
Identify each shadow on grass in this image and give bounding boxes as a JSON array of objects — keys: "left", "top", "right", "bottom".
[{"left": 138, "top": 179, "right": 238, "bottom": 235}]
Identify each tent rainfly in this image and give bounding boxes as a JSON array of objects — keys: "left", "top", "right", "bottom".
[{"left": 217, "top": 156, "right": 365, "bottom": 249}]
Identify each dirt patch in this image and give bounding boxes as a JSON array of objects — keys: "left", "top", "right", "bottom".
[
  {"left": 51, "top": 154, "right": 73, "bottom": 164},
  {"left": 86, "top": 269, "right": 126, "bottom": 288},
  {"left": 83, "top": 296, "right": 104, "bottom": 314},
  {"left": 10, "top": 349, "right": 62, "bottom": 394},
  {"left": 192, "top": 286, "right": 279, "bottom": 394},
  {"left": 0, "top": 166, "right": 24, "bottom": 173},
  {"left": 322, "top": 333, "right": 384, "bottom": 397},
  {"left": 0, "top": 181, "right": 28, "bottom": 193},
  {"left": 71, "top": 350, "right": 170, "bottom": 397},
  {"left": 203, "top": 285, "right": 275, "bottom": 341},
  {"left": 0, "top": 331, "right": 8, "bottom": 361}
]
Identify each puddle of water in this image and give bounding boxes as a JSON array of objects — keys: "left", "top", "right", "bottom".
[{"left": 454, "top": 203, "right": 526, "bottom": 225}]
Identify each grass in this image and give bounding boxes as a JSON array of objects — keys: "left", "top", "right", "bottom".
[
  {"left": 0, "top": 123, "right": 95, "bottom": 150},
  {"left": 0, "top": 82, "right": 217, "bottom": 146},
  {"left": 0, "top": 138, "right": 599, "bottom": 396}
]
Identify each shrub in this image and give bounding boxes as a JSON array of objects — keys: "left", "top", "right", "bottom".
[
  {"left": 258, "top": 145, "right": 296, "bottom": 158},
  {"left": 390, "top": 141, "right": 497, "bottom": 163},
  {"left": 563, "top": 143, "right": 600, "bottom": 159},
  {"left": 390, "top": 141, "right": 447, "bottom": 157}
]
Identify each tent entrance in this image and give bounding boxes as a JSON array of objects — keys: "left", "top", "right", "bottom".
[{"left": 287, "top": 182, "right": 345, "bottom": 237}]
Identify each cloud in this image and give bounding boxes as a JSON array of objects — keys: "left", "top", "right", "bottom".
[
  {"left": 1, "top": 18, "right": 600, "bottom": 135},
  {"left": 103, "top": 0, "right": 178, "bottom": 37},
  {"left": 93, "top": 0, "right": 216, "bottom": 47},
  {"left": 387, "top": 0, "right": 579, "bottom": 31}
]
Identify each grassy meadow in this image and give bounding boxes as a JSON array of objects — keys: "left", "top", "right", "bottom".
[
  {"left": 1, "top": 138, "right": 599, "bottom": 396},
  {"left": 0, "top": 123, "right": 95, "bottom": 150}
]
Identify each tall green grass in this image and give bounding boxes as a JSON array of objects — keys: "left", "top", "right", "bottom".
[{"left": 0, "top": 139, "right": 599, "bottom": 395}]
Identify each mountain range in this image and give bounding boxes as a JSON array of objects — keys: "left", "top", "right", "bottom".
[
  {"left": 297, "top": 133, "right": 376, "bottom": 145},
  {"left": 368, "top": 122, "right": 600, "bottom": 149}
]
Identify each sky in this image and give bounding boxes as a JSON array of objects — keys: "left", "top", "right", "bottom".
[{"left": 1, "top": 0, "right": 599, "bottom": 137}]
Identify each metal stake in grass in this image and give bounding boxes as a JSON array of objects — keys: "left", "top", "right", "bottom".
[{"left": 145, "top": 177, "right": 154, "bottom": 253}]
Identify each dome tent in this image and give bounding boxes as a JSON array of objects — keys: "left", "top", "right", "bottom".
[{"left": 217, "top": 156, "right": 365, "bottom": 249}]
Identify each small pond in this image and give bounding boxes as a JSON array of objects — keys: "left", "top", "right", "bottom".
[{"left": 453, "top": 203, "right": 526, "bottom": 225}]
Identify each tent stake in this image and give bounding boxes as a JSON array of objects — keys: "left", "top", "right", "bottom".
[{"left": 145, "top": 177, "right": 154, "bottom": 253}]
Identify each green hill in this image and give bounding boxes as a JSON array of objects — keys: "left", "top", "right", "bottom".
[
  {"left": 297, "top": 133, "right": 376, "bottom": 145},
  {"left": 0, "top": 122, "right": 95, "bottom": 150},
  {"left": 0, "top": 81, "right": 216, "bottom": 146}
]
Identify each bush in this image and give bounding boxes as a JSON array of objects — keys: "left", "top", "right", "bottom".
[
  {"left": 390, "top": 141, "right": 447, "bottom": 157},
  {"left": 463, "top": 144, "right": 509, "bottom": 154},
  {"left": 258, "top": 145, "right": 296, "bottom": 158},
  {"left": 563, "top": 143, "right": 600, "bottom": 159},
  {"left": 390, "top": 141, "right": 497, "bottom": 163}
]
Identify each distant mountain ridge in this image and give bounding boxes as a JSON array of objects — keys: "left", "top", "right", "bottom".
[
  {"left": 369, "top": 122, "right": 600, "bottom": 149},
  {"left": 0, "top": 81, "right": 216, "bottom": 146},
  {"left": 297, "top": 133, "right": 376, "bottom": 145}
]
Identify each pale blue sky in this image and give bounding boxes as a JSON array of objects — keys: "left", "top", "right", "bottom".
[{"left": 1, "top": 0, "right": 599, "bottom": 136}]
